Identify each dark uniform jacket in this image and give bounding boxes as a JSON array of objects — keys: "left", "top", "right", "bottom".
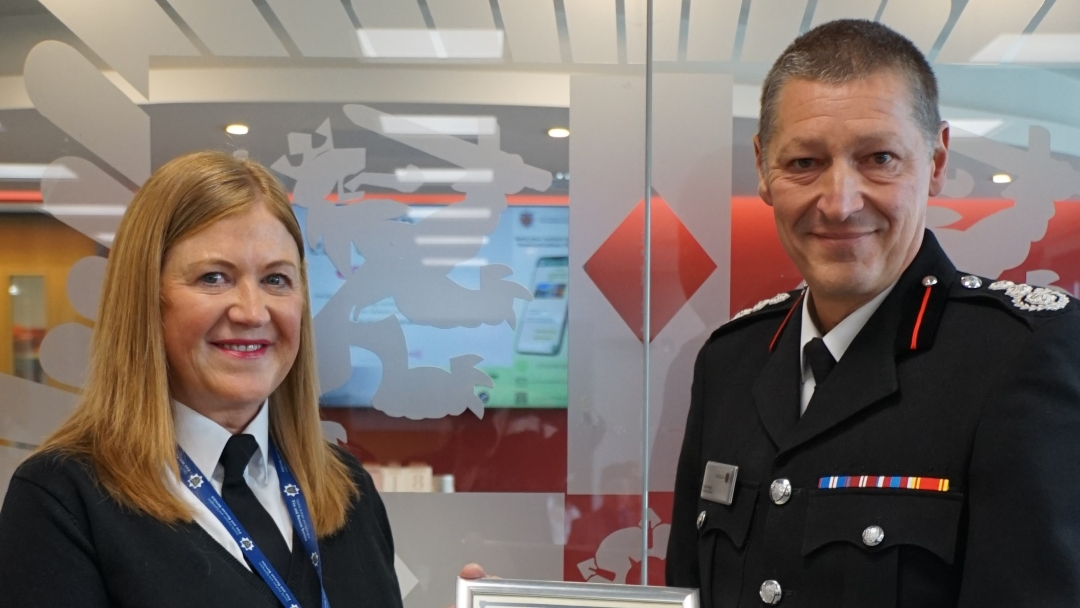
[
  {"left": 0, "top": 446, "right": 403, "bottom": 608},
  {"left": 666, "top": 231, "right": 1080, "bottom": 608}
]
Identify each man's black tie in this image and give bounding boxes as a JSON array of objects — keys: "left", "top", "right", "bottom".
[
  {"left": 219, "top": 434, "right": 292, "bottom": 578},
  {"left": 804, "top": 337, "right": 837, "bottom": 384}
]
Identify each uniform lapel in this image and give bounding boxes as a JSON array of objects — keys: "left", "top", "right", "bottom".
[
  {"left": 751, "top": 302, "right": 803, "bottom": 448},
  {"left": 780, "top": 294, "right": 900, "bottom": 456},
  {"left": 775, "top": 230, "right": 956, "bottom": 458}
]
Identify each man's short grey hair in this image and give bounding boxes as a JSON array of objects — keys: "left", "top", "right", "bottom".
[{"left": 758, "top": 19, "right": 941, "bottom": 164}]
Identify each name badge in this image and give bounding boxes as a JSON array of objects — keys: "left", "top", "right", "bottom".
[{"left": 700, "top": 461, "right": 738, "bottom": 505}]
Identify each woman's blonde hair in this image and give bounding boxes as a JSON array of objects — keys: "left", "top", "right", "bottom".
[{"left": 40, "top": 150, "right": 357, "bottom": 536}]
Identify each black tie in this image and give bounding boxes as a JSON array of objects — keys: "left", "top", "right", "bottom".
[
  {"left": 219, "top": 434, "right": 292, "bottom": 578},
  {"left": 804, "top": 337, "right": 837, "bottom": 385}
]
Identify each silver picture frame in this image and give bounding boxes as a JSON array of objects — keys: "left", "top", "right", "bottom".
[{"left": 456, "top": 577, "right": 699, "bottom": 608}]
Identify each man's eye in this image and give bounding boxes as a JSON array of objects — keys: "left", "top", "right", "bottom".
[
  {"left": 871, "top": 152, "right": 894, "bottom": 165},
  {"left": 792, "top": 158, "right": 815, "bottom": 170},
  {"left": 200, "top": 272, "right": 225, "bottom": 284}
]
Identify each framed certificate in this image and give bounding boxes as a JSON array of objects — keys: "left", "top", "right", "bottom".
[{"left": 456, "top": 577, "right": 699, "bottom": 608}]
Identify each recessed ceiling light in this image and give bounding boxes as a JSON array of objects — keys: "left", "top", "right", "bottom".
[
  {"left": 226, "top": 124, "right": 249, "bottom": 135},
  {"left": 547, "top": 127, "right": 569, "bottom": 138},
  {"left": 992, "top": 173, "right": 1012, "bottom": 184},
  {"left": 380, "top": 115, "right": 498, "bottom": 136},
  {"left": 408, "top": 207, "right": 492, "bottom": 220},
  {"left": 946, "top": 118, "right": 1004, "bottom": 138},
  {"left": 395, "top": 168, "right": 494, "bottom": 183},
  {"left": 421, "top": 257, "right": 490, "bottom": 267},
  {"left": 358, "top": 29, "right": 504, "bottom": 59},
  {"left": 42, "top": 204, "right": 127, "bottom": 216},
  {"left": 415, "top": 235, "right": 489, "bottom": 246},
  {"left": 8, "top": 285, "right": 19, "bottom": 296},
  {"left": 972, "top": 33, "right": 1080, "bottom": 63},
  {"left": 0, "top": 163, "right": 77, "bottom": 180}
]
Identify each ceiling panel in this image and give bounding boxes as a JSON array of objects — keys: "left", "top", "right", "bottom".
[
  {"left": 810, "top": 0, "right": 877, "bottom": 28},
  {"left": 879, "top": 0, "right": 950, "bottom": 53},
  {"left": 498, "top": 0, "right": 561, "bottom": 63},
  {"left": 564, "top": 0, "right": 617, "bottom": 64},
  {"left": 741, "top": 0, "right": 808, "bottom": 62},
  {"left": 167, "top": 0, "right": 288, "bottom": 57},
  {"left": 350, "top": 0, "right": 426, "bottom": 28},
  {"left": 1033, "top": 0, "right": 1080, "bottom": 34},
  {"left": 24, "top": 40, "right": 150, "bottom": 184},
  {"left": 1009, "top": 35, "right": 1080, "bottom": 65},
  {"left": 0, "top": 0, "right": 48, "bottom": 17},
  {"left": 37, "top": 0, "right": 199, "bottom": 97},
  {"left": 266, "top": 0, "right": 362, "bottom": 58},
  {"left": 626, "top": 0, "right": 681, "bottom": 63},
  {"left": 686, "top": 0, "right": 741, "bottom": 62},
  {"left": 936, "top": 0, "right": 1043, "bottom": 63},
  {"left": 427, "top": 0, "right": 495, "bottom": 29}
]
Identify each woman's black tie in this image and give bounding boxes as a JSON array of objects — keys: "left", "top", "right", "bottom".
[{"left": 219, "top": 434, "right": 292, "bottom": 578}]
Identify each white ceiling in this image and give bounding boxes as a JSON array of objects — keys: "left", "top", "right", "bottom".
[
  {"left": 0, "top": 0, "right": 1077, "bottom": 199},
  {"left": 3, "top": 0, "right": 1078, "bottom": 73}
]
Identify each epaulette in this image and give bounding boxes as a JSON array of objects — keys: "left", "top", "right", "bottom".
[
  {"left": 731, "top": 290, "right": 799, "bottom": 322},
  {"left": 949, "top": 274, "right": 1076, "bottom": 326},
  {"left": 708, "top": 289, "right": 801, "bottom": 343}
]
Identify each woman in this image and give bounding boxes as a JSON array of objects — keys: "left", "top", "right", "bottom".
[{"left": 0, "top": 151, "right": 404, "bottom": 608}]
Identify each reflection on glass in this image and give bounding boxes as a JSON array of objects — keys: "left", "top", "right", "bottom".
[
  {"left": 3, "top": 0, "right": 1077, "bottom": 596},
  {"left": 304, "top": 204, "right": 569, "bottom": 409},
  {"left": 9, "top": 276, "right": 46, "bottom": 384}
]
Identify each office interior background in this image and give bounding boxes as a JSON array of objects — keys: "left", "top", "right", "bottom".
[{"left": 0, "top": 0, "right": 1078, "bottom": 605}]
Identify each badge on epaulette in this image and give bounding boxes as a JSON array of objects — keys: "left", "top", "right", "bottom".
[
  {"left": 731, "top": 292, "right": 791, "bottom": 321},
  {"left": 989, "top": 281, "right": 1070, "bottom": 312}
]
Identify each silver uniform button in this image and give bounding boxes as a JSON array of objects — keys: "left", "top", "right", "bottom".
[
  {"left": 921, "top": 275, "right": 938, "bottom": 287},
  {"left": 961, "top": 275, "right": 983, "bottom": 289},
  {"left": 769, "top": 478, "right": 792, "bottom": 505},
  {"left": 697, "top": 511, "right": 707, "bottom": 530},
  {"left": 760, "top": 580, "right": 782, "bottom": 605},
  {"left": 862, "top": 525, "right": 885, "bottom": 547}
]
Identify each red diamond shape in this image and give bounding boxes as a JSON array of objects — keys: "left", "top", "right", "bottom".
[{"left": 584, "top": 196, "right": 717, "bottom": 342}]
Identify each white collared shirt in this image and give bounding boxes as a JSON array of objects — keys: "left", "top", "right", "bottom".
[
  {"left": 170, "top": 400, "right": 293, "bottom": 569},
  {"left": 799, "top": 283, "right": 896, "bottom": 415}
]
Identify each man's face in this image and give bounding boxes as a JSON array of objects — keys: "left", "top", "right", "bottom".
[{"left": 754, "top": 71, "right": 949, "bottom": 307}]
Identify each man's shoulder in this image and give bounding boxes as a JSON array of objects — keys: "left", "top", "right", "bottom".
[
  {"left": 947, "top": 274, "right": 1078, "bottom": 329},
  {"left": 706, "top": 288, "right": 802, "bottom": 345}
]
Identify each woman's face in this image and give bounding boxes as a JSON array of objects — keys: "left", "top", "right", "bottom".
[{"left": 160, "top": 202, "right": 304, "bottom": 419}]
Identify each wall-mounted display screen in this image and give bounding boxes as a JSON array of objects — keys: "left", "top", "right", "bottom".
[{"left": 300, "top": 203, "right": 569, "bottom": 408}]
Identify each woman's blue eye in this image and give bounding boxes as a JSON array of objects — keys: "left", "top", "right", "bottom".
[
  {"left": 201, "top": 272, "right": 225, "bottom": 284},
  {"left": 266, "top": 274, "right": 291, "bottom": 287}
]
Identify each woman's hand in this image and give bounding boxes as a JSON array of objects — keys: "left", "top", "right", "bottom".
[
  {"left": 459, "top": 563, "right": 487, "bottom": 580},
  {"left": 452, "top": 563, "right": 490, "bottom": 608}
]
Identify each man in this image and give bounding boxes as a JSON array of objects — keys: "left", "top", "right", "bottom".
[{"left": 666, "top": 19, "right": 1080, "bottom": 608}]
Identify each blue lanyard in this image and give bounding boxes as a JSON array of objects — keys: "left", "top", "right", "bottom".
[{"left": 177, "top": 443, "right": 331, "bottom": 608}]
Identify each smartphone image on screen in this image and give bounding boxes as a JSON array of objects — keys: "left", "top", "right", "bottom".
[{"left": 515, "top": 256, "right": 569, "bottom": 356}]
